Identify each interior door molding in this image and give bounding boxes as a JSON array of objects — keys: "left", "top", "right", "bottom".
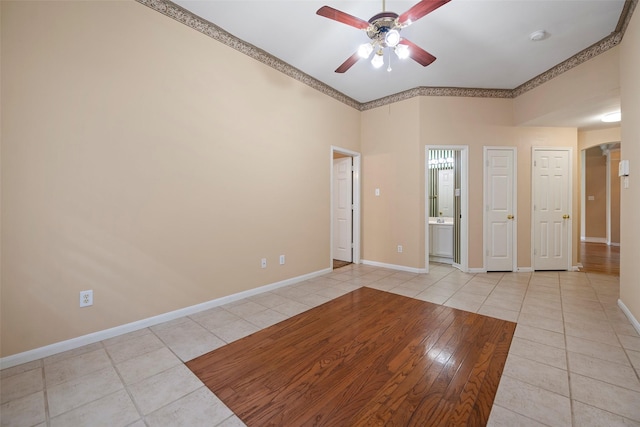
[{"left": 331, "top": 146, "right": 361, "bottom": 266}]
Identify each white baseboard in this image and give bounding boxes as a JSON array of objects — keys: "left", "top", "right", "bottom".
[
  {"left": 581, "top": 237, "right": 608, "bottom": 244},
  {"left": 467, "top": 268, "right": 486, "bottom": 273},
  {"left": 360, "top": 260, "right": 427, "bottom": 274},
  {"left": 0, "top": 267, "right": 331, "bottom": 370},
  {"left": 517, "top": 267, "right": 534, "bottom": 272},
  {"left": 618, "top": 299, "right": 640, "bottom": 336}
]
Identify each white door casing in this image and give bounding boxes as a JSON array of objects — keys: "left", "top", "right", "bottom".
[
  {"left": 425, "top": 146, "right": 468, "bottom": 273},
  {"left": 485, "top": 148, "right": 516, "bottom": 272},
  {"left": 333, "top": 156, "right": 353, "bottom": 262},
  {"left": 532, "top": 148, "right": 572, "bottom": 270}
]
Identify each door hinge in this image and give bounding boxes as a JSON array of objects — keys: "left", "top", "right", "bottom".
[
  {"left": 351, "top": 242, "right": 355, "bottom": 248},
  {"left": 351, "top": 204, "right": 355, "bottom": 210},
  {"left": 534, "top": 160, "right": 537, "bottom": 167}
]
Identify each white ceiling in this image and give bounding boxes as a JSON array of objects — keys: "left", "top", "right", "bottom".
[{"left": 172, "top": 0, "right": 626, "bottom": 130}]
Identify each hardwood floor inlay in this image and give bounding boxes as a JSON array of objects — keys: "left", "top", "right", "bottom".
[{"left": 187, "top": 287, "right": 516, "bottom": 426}]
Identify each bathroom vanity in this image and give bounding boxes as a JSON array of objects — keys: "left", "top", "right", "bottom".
[{"left": 429, "top": 217, "right": 453, "bottom": 263}]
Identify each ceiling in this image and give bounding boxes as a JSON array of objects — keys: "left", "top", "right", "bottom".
[{"left": 171, "top": 0, "right": 627, "bottom": 130}]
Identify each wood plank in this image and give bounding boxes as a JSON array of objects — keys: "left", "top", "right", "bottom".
[
  {"left": 579, "top": 242, "right": 619, "bottom": 275},
  {"left": 186, "top": 287, "right": 516, "bottom": 426}
]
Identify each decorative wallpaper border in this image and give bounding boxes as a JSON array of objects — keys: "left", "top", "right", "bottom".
[{"left": 136, "top": 0, "right": 636, "bottom": 112}]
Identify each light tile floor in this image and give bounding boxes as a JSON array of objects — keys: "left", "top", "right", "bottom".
[{"left": 2, "top": 264, "right": 640, "bottom": 426}]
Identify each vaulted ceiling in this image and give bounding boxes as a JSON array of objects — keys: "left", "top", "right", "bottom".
[{"left": 147, "top": 0, "right": 633, "bottom": 130}]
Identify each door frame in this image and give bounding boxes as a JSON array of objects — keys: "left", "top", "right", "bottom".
[
  {"left": 330, "top": 146, "right": 361, "bottom": 266},
  {"left": 531, "top": 146, "right": 574, "bottom": 271},
  {"left": 425, "top": 145, "right": 468, "bottom": 273},
  {"left": 483, "top": 146, "right": 517, "bottom": 272}
]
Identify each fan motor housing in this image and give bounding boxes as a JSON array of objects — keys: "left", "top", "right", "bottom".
[{"left": 367, "top": 12, "right": 399, "bottom": 42}]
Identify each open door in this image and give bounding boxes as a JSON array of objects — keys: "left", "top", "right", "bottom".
[
  {"left": 331, "top": 147, "right": 361, "bottom": 267},
  {"left": 333, "top": 156, "right": 352, "bottom": 262}
]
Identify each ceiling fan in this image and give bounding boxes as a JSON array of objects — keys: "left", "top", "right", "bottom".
[{"left": 316, "top": 0, "right": 451, "bottom": 73}]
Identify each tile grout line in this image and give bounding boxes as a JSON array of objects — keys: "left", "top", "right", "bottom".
[{"left": 559, "top": 272, "right": 576, "bottom": 427}]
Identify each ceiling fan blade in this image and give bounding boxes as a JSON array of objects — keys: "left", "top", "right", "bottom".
[
  {"left": 316, "top": 6, "right": 370, "bottom": 30},
  {"left": 399, "top": 39, "right": 436, "bottom": 66},
  {"left": 398, "top": 0, "right": 451, "bottom": 26},
  {"left": 335, "top": 52, "right": 362, "bottom": 73}
]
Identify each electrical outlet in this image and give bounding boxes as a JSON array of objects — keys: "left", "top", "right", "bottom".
[
  {"left": 261, "top": 258, "right": 267, "bottom": 268},
  {"left": 397, "top": 245, "right": 403, "bottom": 253},
  {"left": 80, "top": 290, "right": 93, "bottom": 307},
  {"left": 279, "top": 255, "right": 285, "bottom": 265}
]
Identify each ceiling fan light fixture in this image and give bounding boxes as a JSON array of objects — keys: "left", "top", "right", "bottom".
[
  {"left": 371, "top": 51, "right": 384, "bottom": 68},
  {"left": 358, "top": 43, "right": 374, "bottom": 58},
  {"left": 385, "top": 29, "right": 400, "bottom": 47},
  {"left": 395, "top": 44, "right": 410, "bottom": 59},
  {"left": 602, "top": 111, "right": 621, "bottom": 122}
]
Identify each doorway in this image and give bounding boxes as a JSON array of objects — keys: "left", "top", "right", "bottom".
[
  {"left": 331, "top": 146, "right": 361, "bottom": 269},
  {"left": 425, "top": 146, "right": 468, "bottom": 273},
  {"left": 579, "top": 143, "right": 621, "bottom": 274}
]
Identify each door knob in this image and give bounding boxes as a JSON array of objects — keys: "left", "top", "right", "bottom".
[
  {"left": 507, "top": 215, "right": 514, "bottom": 220},
  {"left": 563, "top": 214, "right": 570, "bottom": 219}
]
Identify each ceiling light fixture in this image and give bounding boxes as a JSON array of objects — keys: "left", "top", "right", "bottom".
[
  {"left": 529, "top": 30, "right": 547, "bottom": 41},
  {"left": 358, "top": 43, "right": 374, "bottom": 59},
  {"left": 385, "top": 29, "right": 400, "bottom": 47},
  {"left": 371, "top": 50, "right": 385, "bottom": 68},
  {"left": 602, "top": 111, "right": 621, "bottom": 123},
  {"left": 395, "top": 44, "right": 410, "bottom": 59}
]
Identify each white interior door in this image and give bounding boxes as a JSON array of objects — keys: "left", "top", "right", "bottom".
[
  {"left": 533, "top": 149, "right": 571, "bottom": 270},
  {"left": 333, "top": 157, "right": 352, "bottom": 262},
  {"left": 485, "top": 148, "right": 516, "bottom": 271},
  {"left": 438, "top": 169, "right": 454, "bottom": 218}
]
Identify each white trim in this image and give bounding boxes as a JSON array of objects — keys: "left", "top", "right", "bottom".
[
  {"left": 0, "top": 268, "right": 331, "bottom": 370},
  {"left": 467, "top": 268, "right": 486, "bottom": 274},
  {"left": 361, "top": 259, "right": 427, "bottom": 274},
  {"left": 483, "top": 147, "right": 518, "bottom": 272},
  {"left": 581, "top": 237, "right": 608, "bottom": 244},
  {"left": 606, "top": 149, "right": 612, "bottom": 245},
  {"left": 618, "top": 299, "right": 640, "bottom": 335},
  {"left": 331, "top": 146, "right": 361, "bottom": 266},
  {"left": 517, "top": 267, "right": 534, "bottom": 273},
  {"left": 425, "top": 145, "right": 468, "bottom": 274},
  {"left": 580, "top": 149, "right": 586, "bottom": 247}
]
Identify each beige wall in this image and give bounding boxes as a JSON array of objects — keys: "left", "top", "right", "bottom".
[
  {"left": 361, "top": 98, "right": 423, "bottom": 269},
  {"left": 610, "top": 150, "right": 621, "bottom": 244},
  {"left": 0, "top": 1, "right": 360, "bottom": 356},
  {"left": 620, "top": 6, "right": 640, "bottom": 322},
  {"left": 578, "top": 127, "right": 621, "bottom": 151},
  {"left": 513, "top": 47, "right": 620, "bottom": 127},
  {"left": 361, "top": 96, "right": 577, "bottom": 270}
]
